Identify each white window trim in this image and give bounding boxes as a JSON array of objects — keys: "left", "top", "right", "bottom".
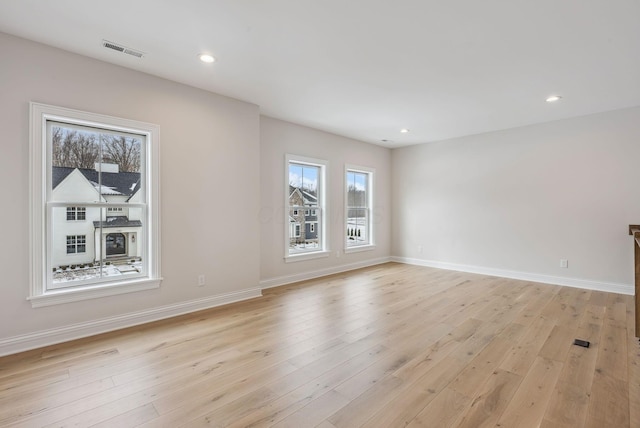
[
  {"left": 344, "top": 164, "right": 376, "bottom": 254},
  {"left": 285, "top": 154, "right": 329, "bottom": 262},
  {"left": 29, "top": 102, "right": 162, "bottom": 307}
]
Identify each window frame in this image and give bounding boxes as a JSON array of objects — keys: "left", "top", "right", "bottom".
[
  {"left": 66, "top": 235, "right": 87, "bottom": 254},
  {"left": 285, "top": 154, "right": 329, "bottom": 262},
  {"left": 345, "top": 164, "right": 375, "bottom": 253},
  {"left": 66, "top": 206, "right": 87, "bottom": 221},
  {"left": 29, "top": 102, "right": 162, "bottom": 307}
]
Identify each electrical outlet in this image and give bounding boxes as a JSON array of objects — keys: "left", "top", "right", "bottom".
[
  {"left": 418, "top": 245, "right": 423, "bottom": 253},
  {"left": 336, "top": 250, "right": 341, "bottom": 258},
  {"left": 198, "top": 274, "right": 206, "bottom": 286},
  {"left": 560, "top": 259, "right": 568, "bottom": 268}
]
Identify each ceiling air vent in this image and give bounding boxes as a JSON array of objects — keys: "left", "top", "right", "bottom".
[{"left": 102, "top": 40, "right": 145, "bottom": 58}]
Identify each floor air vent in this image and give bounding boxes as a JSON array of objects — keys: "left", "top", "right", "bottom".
[{"left": 102, "top": 40, "right": 144, "bottom": 58}]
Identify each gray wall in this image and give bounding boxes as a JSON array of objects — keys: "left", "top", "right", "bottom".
[
  {"left": 259, "top": 116, "right": 391, "bottom": 286},
  {"left": 0, "top": 33, "right": 261, "bottom": 346},
  {"left": 391, "top": 107, "right": 640, "bottom": 292}
]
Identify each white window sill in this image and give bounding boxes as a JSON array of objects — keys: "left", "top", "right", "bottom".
[
  {"left": 284, "top": 251, "right": 331, "bottom": 263},
  {"left": 345, "top": 244, "right": 376, "bottom": 254},
  {"left": 28, "top": 278, "right": 162, "bottom": 308}
]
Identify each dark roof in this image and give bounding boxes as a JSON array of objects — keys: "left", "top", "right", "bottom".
[
  {"left": 93, "top": 216, "right": 143, "bottom": 228},
  {"left": 52, "top": 166, "right": 140, "bottom": 197}
]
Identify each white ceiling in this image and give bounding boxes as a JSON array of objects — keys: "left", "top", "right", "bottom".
[{"left": 1, "top": 0, "right": 639, "bottom": 147}]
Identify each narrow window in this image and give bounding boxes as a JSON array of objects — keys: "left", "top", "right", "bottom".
[
  {"left": 286, "top": 155, "right": 328, "bottom": 260},
  {"left": 346, "top": 166, "right": 374, "bottom": 250}
]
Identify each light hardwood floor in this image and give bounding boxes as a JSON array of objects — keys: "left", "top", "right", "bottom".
[{"left": 1, "top": 263, "right": 638, "bottom": 427}]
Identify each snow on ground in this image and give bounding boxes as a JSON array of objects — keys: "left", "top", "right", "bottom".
[
  {"left": 53, "top": 261, "right": 141, "bottom": 283},
  {"left": 289, "top": 242, "right": 320, "bottom": 254},
  {"left": 346, "top": 218, "right": 367, "bottom": 244}
]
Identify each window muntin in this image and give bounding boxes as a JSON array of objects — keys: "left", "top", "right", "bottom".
[
  {"left": 66, "top": 207, "right": 86, "bottom": 221},
  {"left": 346, "top": 167, "right": 373, "bottom": 249},
  {"left": 66, "top": 235, "right": 86, "bottom": 254},
  {"left": 286, "top": 155, "right": 327, "bottom": 259},
  {"left": 47, "top": 121, "right": 146, "bottom": 289},
  {"left": 30, "top": 103, "right": 161, "bottom": 305}
]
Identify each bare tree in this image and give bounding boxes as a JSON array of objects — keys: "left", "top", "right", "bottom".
[
  {"left": 52, "top": 127, "right": 99, "bottom": 168},
  {"left": 102, "top": 135, "right": 141, "bottom": 172},
  {"left": 52, "top": 127, "right": 141, "bottom": 172}
]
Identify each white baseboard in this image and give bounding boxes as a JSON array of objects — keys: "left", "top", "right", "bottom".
[
  {"left": 392, "top": 256, "right": 634, "bottom": 295},
  {"left": 4, "top": 256, "right": 630, "bottom": 357},
  {"left": 260, "top": 257, "right": 392, "bottom": 289},
  {"left": 0, "top": 288, "right": 262, "bottom": 357}
]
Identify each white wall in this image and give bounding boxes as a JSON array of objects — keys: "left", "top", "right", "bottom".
[
  {"left": 0, "top": 33, "right": 261, "bottom": 353},
  {"left": 259, "top": 117, "right": 391, "bottom": 286},
  {"left": 391, "top": 107, "right": 640, "bottom": 293}
]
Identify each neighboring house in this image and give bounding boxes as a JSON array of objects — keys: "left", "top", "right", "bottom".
[
  {"left": 51, "top": 163, "right": 142, "bottom": 268},
  {"left": 288, "top": 185, "right": 319, "bottom": 246}
]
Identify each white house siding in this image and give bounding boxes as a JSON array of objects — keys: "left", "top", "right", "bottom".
[
  {"left": 51, "top": 170, "right": 102, "bottom": 267},
  {"left": 51, "top": 169, "right": 101, "bottom": 202}
]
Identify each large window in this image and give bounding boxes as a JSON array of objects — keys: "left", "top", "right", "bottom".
[
  {"left": 286, "top": 155, "right": 328, "bottom": 261},
  {"left": 346, "top": 165, "right": 374, "bottom": 251},
  {"left": 29, "top": 103, "right": 161, "bottom": 306}
]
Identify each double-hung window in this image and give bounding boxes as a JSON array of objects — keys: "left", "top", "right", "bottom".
[
  {"left": 29, "top": 103, "right": 161, "bottom": 307},
  {"left": 345, "top": 165, "right": 374, "bottom": 251},
  {"left": 286, "top": 154, "right": 328, "bottom": 261}
]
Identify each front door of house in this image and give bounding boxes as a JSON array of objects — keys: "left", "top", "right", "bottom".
[{"left": 106, "top": 233, "right": 126, "bottom": 256}]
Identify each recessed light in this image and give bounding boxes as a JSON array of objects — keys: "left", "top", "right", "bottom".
[
  {"left": 198, "top": 53, "right": 215, "bottom": 63},
  {"left": 400, "top": 128, "right": 410, "bottom": 133},
  {"left": 545, "top": 95, "right": 562, "bottom": 103}
]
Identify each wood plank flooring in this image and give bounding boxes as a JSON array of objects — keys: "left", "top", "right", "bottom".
[{"left": 1, "top": 262, "right": 638, "bottom": 427}]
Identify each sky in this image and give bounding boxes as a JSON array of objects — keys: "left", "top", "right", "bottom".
[
  {"left": 289, "top": 164, "right": 367, "bottom": 193},
  {"left": 289, "top": 163, "right": 318, "bottom": 191},
  {"left": 347, "top": 171, "right": 367, "bottom": 191}
]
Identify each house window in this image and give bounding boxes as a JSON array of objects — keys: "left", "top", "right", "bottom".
[
  {"left": 66, "top": 235, "right": 86, "bottom": 254},
  {"left": 66, "top": 206, "right": 86, "bottom": 221},
  {"left": 346, "top": 165, "right": 374, "bottom": 250},
  {"left": 286, "top": 154, "right": 328, "bottom": 261},
  {"left": 29, "top": 102, "right": 161, "bottom": 306}
]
